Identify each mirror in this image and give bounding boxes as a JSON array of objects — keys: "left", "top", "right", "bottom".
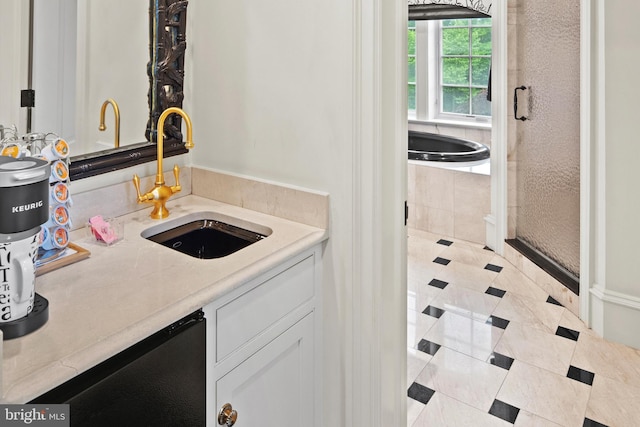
[
  {"left": 31, "top": 1, "right": 148, "bottom": 155},
  {"left": 28, "top": 0, "right": 188, "bottom": 180}
]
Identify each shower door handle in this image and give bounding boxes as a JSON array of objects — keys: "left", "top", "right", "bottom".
[{"left": 514, "top": 86, "right": 528, "bottom": 121}]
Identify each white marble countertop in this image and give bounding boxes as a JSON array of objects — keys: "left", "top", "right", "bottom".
[{"left": 1, "top": 194, "right": 327, "bottom": 403}]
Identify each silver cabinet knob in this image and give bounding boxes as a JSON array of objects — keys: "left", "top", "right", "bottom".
[{"left": 218, "top": 403, "right": 238, "bottom": 426}]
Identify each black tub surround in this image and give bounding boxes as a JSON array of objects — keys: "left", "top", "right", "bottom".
[{"left": 408, "top": 131, "right": 490, "bottom": 162}]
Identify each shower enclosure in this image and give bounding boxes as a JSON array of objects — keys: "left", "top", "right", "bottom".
[{"left": 508, "top": 0, "right": 581, "bottom": 293}]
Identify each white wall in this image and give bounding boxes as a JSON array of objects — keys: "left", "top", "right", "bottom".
[
  {"left": 588, "top": 0, "right": 640, "bottom": 348},
  {"left": 185, "top": 2, "right": 352, "bottom": 190},
  {"left": 186, "top": 1, "right": 407, "bottom": 425},
  {"left": 602, "top": 2, "right": 640, "bottom": 299},
  {"left": 185, "top": 2, "right": 354, "bottom": 425},
  {"left": 0, "top": 0, "right": 29, "bottom": 133}
]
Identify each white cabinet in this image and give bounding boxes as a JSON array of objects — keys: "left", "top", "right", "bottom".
[
  {"left": 215, "top": 314, "right": 314, "bottom": 427},
  {"left": 204, "top": 245, "right": 321, "bottom": 427}
]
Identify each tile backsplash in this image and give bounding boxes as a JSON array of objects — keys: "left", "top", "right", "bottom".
[
  {"left": 191, "top": 167, "right": 329, "bottom": 229},
  {"left": 70, "top": 166, "right": 329, "bottom": 232},
  {"left": 70, "top": 168, "right": 192, "bottom": 231}
]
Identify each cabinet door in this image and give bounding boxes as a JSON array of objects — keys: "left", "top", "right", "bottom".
[{"left": 213, "top": 313, "right": 315, "bottom": 427}]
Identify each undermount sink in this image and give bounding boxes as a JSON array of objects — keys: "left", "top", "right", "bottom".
[{"left": 141, "top": 212, "right": 272, "bottom": 259}]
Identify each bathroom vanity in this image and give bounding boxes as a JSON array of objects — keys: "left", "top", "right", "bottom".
[
  {"left": 0, "top": 174, "right": 327, "bottom": 427},
  {"left": 205, "top": 244, "right": 320, "bottom": 426}
]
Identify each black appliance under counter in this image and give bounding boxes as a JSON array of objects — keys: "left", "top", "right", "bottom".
[{"left": 31, "top": 310, "right": 206, "bottom": 426}]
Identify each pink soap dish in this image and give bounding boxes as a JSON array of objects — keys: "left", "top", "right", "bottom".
[{"left": 86, "top": 216, "right": 124, "bottom": 246}]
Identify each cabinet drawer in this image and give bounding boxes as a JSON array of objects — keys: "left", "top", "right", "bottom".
[{"left": 216, "top": 254, "right": 315, "bottom": 361}]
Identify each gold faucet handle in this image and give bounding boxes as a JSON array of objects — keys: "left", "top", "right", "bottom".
[
  {"left": 133, "top": 174, "right": 153, "bottom": 203},
  {"left": 171, "top": 165, "right": 182, "bottom": 194}
]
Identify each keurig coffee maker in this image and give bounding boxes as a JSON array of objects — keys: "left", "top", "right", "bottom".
[{"left": 0, "top": 156, "right": 51, "bottom": 339}]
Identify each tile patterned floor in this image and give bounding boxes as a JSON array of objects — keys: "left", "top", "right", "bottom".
[{"left": 407, "top": 228, "right": 640, "bottom": 427}]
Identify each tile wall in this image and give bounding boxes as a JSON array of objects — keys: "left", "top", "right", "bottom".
[{"left": 408, "top": 163, "right": 490, "bottom": 245}]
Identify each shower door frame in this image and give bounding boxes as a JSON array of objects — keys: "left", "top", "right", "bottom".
[{"left": 491, "top": 0, "right": 593, "bottom": 324}]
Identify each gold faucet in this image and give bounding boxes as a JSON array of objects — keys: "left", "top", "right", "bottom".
[
  {"left": 99, "top": 98, "right": 121, "bottom": 148},
  {"left": 132, "top": 107, "right": 194, "bottom": 219}
]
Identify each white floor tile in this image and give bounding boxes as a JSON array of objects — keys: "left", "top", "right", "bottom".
[
  {"left": 438, "top": 243, "right": 495, "bottom": 269},
  {"left": 513, "top": 411, "right": 564, "bottom": 427},
  {"left": 407, "top": 397, "right": 425, "bottom": 427},
  {"left": 492, "top": 292, "right": 564, "bottom": 333},
  {"left": 489, "top": 262, "right": 549, "bottom": 302},
  {"left": 416, "top": 347, "right": 508, "bottom": 412},
  {"left": 572, "top": 331, "right": 640, "bottom": 386},
  {"left": 434, "top": 261, "right": 497, "bottom": 293},
  {"left": 407, "top": 282, "right": 442, "bottom": 313},
  {"left": 494, "top": 321, "right": 576, "bottom": 375},
  {"left": 429, "top": 284, "right": 501, "bottom": 322},
  {"left": 557, "top": 309, "right": 591, "bottom": 336},
  {"left": 407, "top": 308, "right": 439, "bottom": 348},
  {"left": 496, "top": 360, "right": 591, "bottom": 427},
  {"left": 423, "top": 311, "right": 503, "bottom": 361},
  {"left": 585, "top": 374, "right": 640, "bottom": 426},
  {"left": 407, "top": 346, "right": 432, "bottom": 386},
  {"left": 412, "top": 393, "right": 511, "bottom": 427}
]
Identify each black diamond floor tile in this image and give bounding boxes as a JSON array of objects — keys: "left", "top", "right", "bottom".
[
  {"left": 489, "top": 399, "right": 520, "bottom": 424},
  {"left": 487, "top": 352, "right": 515, "bottom": 370},
  {"left": 433, "top": 257, "right": 451, "bottom": 266},
  {"left": 416, "top": 339, "right": 441, "bottom": 356},
  {"left": 567, "top": 365, "right": 595, "bottom": 386},
  {"left": 583, "top": 418, "right": 609, "bottom": 427},
  {"left": 486, "top": 315, "right": 510, "bottom": 330},
  {"left": 437, "top": 239, "right": 453, "bottom": 246},
  {"left": 484, "top": 263, "right": 503, "bottom": 273},
  {"left": 428, "top": 278, "right": 449, "bottom": 289},
  {"left": 485, "top": 287, "right": 507, "bottom": 298},
  {"left": 546, "top": 295, "right": 563, "bottom": 306},
  {"left": 407, "top": 382, "right": 435, "bottom": 405},
  {"left": 556, "top": 326, "right": 580, "bottom": 341},
  {"left": 422, "top": 305, "right": 445, "bottom": 319}
]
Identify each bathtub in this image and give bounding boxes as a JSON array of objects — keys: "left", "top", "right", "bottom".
[
  {"left": 407, "top": 129, "right": 491, "bottom": 244},
  {"left": 408, "top": 131, "right": 490, "bottom": 162}
]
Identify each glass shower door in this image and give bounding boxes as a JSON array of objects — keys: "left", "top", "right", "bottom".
[{"left": 513, "top": 0, "right": 581, "bottom": 286}]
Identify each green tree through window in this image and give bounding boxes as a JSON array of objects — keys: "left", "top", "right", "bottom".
[
  {"left": 407, "top": 18, "right": 492, "bottom": 119},
  {"left": 441, "top": 18, "right": 491, "bottom": 116},
  {"left": 408, "top": 21, "right": 416, "bottom": 112}
]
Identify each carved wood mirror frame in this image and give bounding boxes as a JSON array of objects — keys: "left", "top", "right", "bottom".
[
  {"left": 408, "top": 0, "right": 492, "bottom": 20},
  {"left": 69, "top": 0, "right": 189, "bottom": 180}
]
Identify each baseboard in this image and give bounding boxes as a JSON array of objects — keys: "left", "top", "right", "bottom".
[
  {"left": 590, "top": 285, "right": 640, "bottom": 350},
  {"left": 590, "top": 286, "right": 640, "bottom": 312},
  {"left": 503, "top": 243, "right": 580, "bottom": 315},
  {"left": 506, "top": 238, "right": 579, "bottom": 295}
]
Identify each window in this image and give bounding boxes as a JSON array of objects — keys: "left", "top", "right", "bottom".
[
  {"left": 408, "top": 18, "right": 492, "bottom": 123},
  {"left": 408, "top": 20, "right": 417, "bottom": 112}
]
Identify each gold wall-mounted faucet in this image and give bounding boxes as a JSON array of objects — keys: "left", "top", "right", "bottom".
[
  {"left": 99, "top": 98, "right": 121, "bottom": 148},
  {"left": 132, "top": 107, "right": 194, "bottom": 219}
]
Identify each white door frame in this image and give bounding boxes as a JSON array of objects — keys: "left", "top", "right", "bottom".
[
  {"left": 351, "top": 0, "right": 408, "bottom": 425},
  {"left": 579, "top": 0, "right": 593, "bottom": 326},
  {"left": 486, "top": 0, "right": 508, "bottom": 255}
]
